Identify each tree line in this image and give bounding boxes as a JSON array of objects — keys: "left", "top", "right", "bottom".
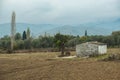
[{"left": 0, "top": 29, "right": 120, "bottom": 53}]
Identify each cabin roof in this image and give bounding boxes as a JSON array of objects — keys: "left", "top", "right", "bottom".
[
  {"left": 78, "top": 41, "right": 106, "bottom": 46},
  {"left": 88, "top": 41, "right": 105, "bottom": 45}
]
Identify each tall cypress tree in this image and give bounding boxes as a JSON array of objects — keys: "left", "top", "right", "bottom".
[
  {"left": 11, "top": 11, "right": 16, "bottom": 50},
  {"left": 27, "top": 28, "right": 30, "bottom": 39},
  {"left": 85, "top": 30, "right": 87, "bottom": 37},
  {"left": 22, "top": 31, "right": 27, "bottom": 40}
]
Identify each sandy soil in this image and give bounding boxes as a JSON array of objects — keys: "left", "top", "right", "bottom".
[{"left": 0, "top": 50, "right": 120, "bottom": 80}]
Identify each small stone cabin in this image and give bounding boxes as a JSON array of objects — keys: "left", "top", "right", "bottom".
[{"left": 76, "top": 41, "right": 107, "bottom": 57}]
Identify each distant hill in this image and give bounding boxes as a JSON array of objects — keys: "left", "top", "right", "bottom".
[
  {"left": 0, "top": 19, "right": 120, "bottom": 37},
  {"left": 42, "top": 19, "right": 120, "bottom": 36},
  {"left": 43, "top": 25, "right": 107, "bottom": 36},
  {"left": 0, "top": 23, "right": 60, "bottom": 37}
]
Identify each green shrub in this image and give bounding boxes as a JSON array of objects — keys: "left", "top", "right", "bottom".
[
  {"left": 102, "top": 54, "right": 120, "bottom": 61},
  {"left": 89, "top": 53, "right": 100, "bottom": 57}
]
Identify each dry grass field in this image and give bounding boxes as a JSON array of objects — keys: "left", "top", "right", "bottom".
[{"left": 0, "top": 48, "right": 120, "bottom": 80}]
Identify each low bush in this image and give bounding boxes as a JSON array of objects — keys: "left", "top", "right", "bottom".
[
  {"left": 102, "top": 54, "right": 120, "bottom": 61},
  {"left": 65, "top": 51, "right": 71, "bottom": 56},
  {"left": 89, "top": 53, "right": 100, "bottom": 57}
]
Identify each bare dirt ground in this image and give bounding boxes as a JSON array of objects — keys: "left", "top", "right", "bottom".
[{"left": 0, "top": 49, "right": 120, "bottom": 80}]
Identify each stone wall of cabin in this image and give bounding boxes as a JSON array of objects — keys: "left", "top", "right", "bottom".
[
  {"left": 98, "top": 45, "right": 107, "bottom": 54},
  {"left": 76, "top": 43, "right": 107, "bottom": 57}
]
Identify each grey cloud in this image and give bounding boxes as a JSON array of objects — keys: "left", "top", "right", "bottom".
[{"left": 0, "top": 0, "right": 120, "bottom": 24}]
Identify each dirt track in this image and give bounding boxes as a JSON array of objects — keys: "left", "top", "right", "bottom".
[{"left": 0, "top": 52, "right": 120, "bottom": 80}]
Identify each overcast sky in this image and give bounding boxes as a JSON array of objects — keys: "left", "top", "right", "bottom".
[{"left": 0, "top": 0, "right": 120, "bottom": 24}]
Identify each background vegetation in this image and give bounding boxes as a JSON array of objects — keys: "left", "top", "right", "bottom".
[{"left": 0, "top": 29, "right": 120, "bottom": 53}]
